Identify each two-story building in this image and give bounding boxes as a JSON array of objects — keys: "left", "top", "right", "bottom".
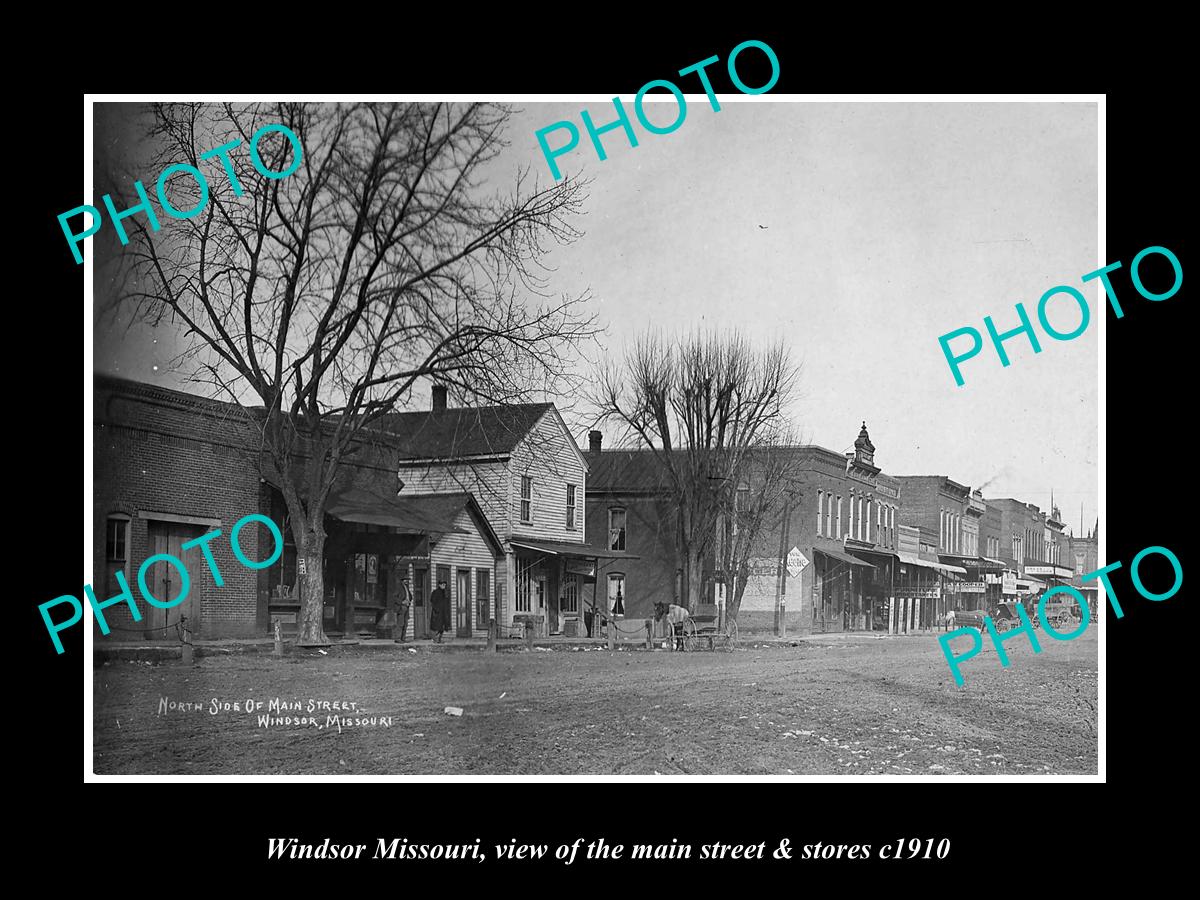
[{"left": 381, "top": 387, "right": 632, "bottom": 638}]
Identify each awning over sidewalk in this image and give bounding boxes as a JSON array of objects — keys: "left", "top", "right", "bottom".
[
  {"left": 896, "top": 551, "right": 939, "bottom": 570},
  {"left": 931, "top": 562, "right": 968, "bottom": 575},
  {"left": 817, "top": 547, "right": 875, "bottom": 568},
  {"left": 510, "top": 538, "right": 641, "bottom": 560},
  {"left": 940, "top": 554, "right": 1006, "bottom": 572},
  {"left": 327, "top": 487, "right": 467, "bottom": 534}
]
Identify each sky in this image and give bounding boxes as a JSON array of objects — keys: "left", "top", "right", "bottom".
[{"left": 93, "top": 100, "right": 1098, "bottom": 534}]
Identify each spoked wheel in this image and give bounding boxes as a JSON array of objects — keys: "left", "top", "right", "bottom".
[
  {"left": 682, "top": 618, "right": 698, "bottom": 652},
  {"left": 725, "top": 619, "right": 739, "bottom": 652}
]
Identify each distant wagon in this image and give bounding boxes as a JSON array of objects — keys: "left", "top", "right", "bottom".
[{"left": 654, "top": 602, "right": 739, "bottom": 652}]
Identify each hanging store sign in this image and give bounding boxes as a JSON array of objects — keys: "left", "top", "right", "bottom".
[
  {"left": 959, "top": 581, "right": 987, "bottom": 593},
  {"left": 1001, "top": 572, "right": 1017, "bottom": 593}
]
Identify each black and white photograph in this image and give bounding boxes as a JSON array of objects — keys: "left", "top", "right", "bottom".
[{"left": 84, "top": 96, "right": 1101, "bottom": 778}]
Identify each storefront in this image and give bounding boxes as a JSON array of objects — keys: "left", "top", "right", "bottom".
[
  {"left": 940, "top": 554, "right": 1008, "bottom": 612},
  {"left": 512, "top": 538, "right": 638, "bottom": 637},
  {"left": 265, "top": 485, "right": 474, "bottom": 639},
  {"left": 812, "top": 547, "right": 875, "bottom": 632},
  {"left": 891, "top": 551, "right": 943, "bottom": 633}
]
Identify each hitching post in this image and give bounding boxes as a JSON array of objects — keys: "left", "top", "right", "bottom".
[
  {"left": 487, "top": 618, "right": 496, "bottom": 652},
  {"left": 273, "top": 618, "right": 284, "bottom": 657},
  {"left": 180, "top": 616, "right": 194, "bottom": 666},
  {"left": 644, "top": 619, "right": 652, "bottom": 650},
  {"left": 607, "top": 616, "right": 614, "bottom": 651}
]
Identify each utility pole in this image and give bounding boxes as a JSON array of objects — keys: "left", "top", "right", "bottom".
[{"left": 774, "top": 494, "right": 791, "bottom": 636}]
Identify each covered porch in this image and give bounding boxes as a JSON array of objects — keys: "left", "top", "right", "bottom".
[{"left": 509, "top": 538, "right": 639, "bottom": 638}]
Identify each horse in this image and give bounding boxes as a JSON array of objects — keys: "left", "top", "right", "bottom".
[{"left": 653, "top": 601, "right": 690, "bottom": 650}]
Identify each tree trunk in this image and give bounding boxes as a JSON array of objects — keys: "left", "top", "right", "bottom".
[
  {"left": 685, "top": 546, "right": 706, "bottom": 611},
  {"left": 729, "top": 571, "right": 749, "bottom": 623},
  {"left": 295, "top": 525, "right": 329, "bottom": 646}
]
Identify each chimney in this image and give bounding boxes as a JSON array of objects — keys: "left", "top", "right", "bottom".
[
  {"left": 588, "top": 430, "right": 603, "bottom": 456},
  {"left": 431, "top": 384, "right": 448, "bottom": 412}
]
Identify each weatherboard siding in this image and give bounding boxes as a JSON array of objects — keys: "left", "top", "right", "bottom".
[
  {"left": 399, "top": 461, "right": 511, "bottom": 539},
  {"left": 431, "top": 507, "right": 499, "bottom": 637},
  {"left": 508, "top": 412, "right": 587, "bottom": 545}
]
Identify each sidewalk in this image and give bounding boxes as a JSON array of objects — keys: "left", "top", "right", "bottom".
[{"left": 95, "top": 627, "right": 924, "bottom": 663}]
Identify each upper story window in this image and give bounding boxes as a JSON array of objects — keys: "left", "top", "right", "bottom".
[
  {"left": 816, "top": 491, "right": 824, "bottom": 536},
  {"left": 836, "top": 496, "right": 843, "bottom": 537},
  {"left": 609, "top": 507, "right": 627, "bottom": 551},
  {"left": 566, "top": 484, "right": 577, "bottom": 530},
  {"left": 520, "top": 475, "right": 533, "bottom": 524}
]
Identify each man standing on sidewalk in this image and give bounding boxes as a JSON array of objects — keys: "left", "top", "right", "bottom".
[{"left": 393, "top": 577, "right": 413, "bottom": 643}]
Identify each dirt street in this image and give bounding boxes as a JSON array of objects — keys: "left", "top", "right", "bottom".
[{"left": 93, "top": 628, "right": 1098, "bottom": 775}]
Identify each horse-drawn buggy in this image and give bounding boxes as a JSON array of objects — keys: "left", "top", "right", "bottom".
[{"left": 654, "top": 602, "right": 739, "bottom": 651}]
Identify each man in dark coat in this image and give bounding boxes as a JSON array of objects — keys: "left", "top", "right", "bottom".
[{"left": 429, "top": 579, "right": 450, "bottom": 643}]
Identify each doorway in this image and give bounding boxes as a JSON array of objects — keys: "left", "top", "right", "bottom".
[
  {"left": 413, "top": 566, "right": 429, "bottom": 638},
  {"left": 145, "top": 521, "right": 205, "bottom": 639},
  {"left": 456, "top": 568, "right": 472, "bottom": 638}
]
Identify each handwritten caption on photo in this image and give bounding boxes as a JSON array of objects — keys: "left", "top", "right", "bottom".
[{"left": 158, "top": 696, "right": 391, "bottom": 733}]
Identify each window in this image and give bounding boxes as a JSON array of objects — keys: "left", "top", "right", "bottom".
[
  {"left": 566, "top": 484, "right": 577, "bottom": 530},
  {"left": 105, "top": 515, "right": 131, "bottom": 596},
  {"left": 836, "top": 496, "right": 843, "bottom": 537},
  {"left": 816, "top": 491, "right": 824, "bottom": 536},
  {"left": 825, "top": 494, "right": 832, "bottom": 536},
  {"left": 476, "top": 570, "right": 490, "bottom": 627},
  {"left": 607, "top": 573, "right": 626, "bottom": 616},
  {"left": 562, "top": 575, "right": 579, "bottom": 614},
  {"left": 520, "top": 475, "right": 533, "bottom": 523},
  {"left": 609, "top": 507, "right": 627, "bottom": 551},
  {"left": 516, "top": 558, "right": 533, "bottom": 612}
]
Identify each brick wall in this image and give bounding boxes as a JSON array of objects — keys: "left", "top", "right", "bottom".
[{"left": 94, "top": 377, "right": 267, "bottom": 638}]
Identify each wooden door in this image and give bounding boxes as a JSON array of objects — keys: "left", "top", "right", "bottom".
[
  {"left": 413, "top": 567, "right": 429, "bottom": 638},
  {"left": 456, "top": 568, "right": 472, "bottom": 638},
  {"left": 145, "top": 521, "right": 205, "bottom": 639}
]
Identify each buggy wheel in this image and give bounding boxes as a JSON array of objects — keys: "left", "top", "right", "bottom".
[
  {"left": 682, "top": 619, "right": 698, "bottom": 652},
  {"left": 725, "top": 619, "right": 739, "bottom": 652}
]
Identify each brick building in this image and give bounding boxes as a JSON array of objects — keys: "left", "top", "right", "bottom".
[
  {"left": 985, "top": 497, "right": 1074, "bottom": 602},
  {"left": 582, "top": 433, "right": 679, "bottom": 628},
  {"left": 95, "top": 375, "right": 273, "bottom": 638},
  {"left": 585, "top": 422, "right": 908, "bottom": 635},
  {"left": 1069, "top": 521, "right": 1100, "bottom": 613}
]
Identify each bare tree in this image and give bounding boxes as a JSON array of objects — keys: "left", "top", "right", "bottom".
[
  {"left": 715, "top": 437, "right": 804, "bottom": 622},
  {"left": 104, "top": 101, "right": 598, "bottom": 645},
  {"left": 593, "top": 331, "right": 800, "bottom": 611}
]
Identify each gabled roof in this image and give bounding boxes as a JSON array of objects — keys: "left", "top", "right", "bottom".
[
  {"left": 397, "top": 492, "right": 505, "bottom": 557},
  {"left": 376, "top": 404, "right": 554, "bottom": 461}
]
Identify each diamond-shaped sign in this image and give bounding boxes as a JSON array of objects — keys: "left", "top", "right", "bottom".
[{"left": 787, "top": 546, "right": 809, "bottom": 578}]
